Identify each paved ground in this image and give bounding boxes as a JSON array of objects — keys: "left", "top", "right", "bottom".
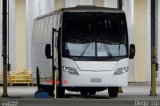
[{"left": 0, "top": 84, "right": 159, "bottom": 106}]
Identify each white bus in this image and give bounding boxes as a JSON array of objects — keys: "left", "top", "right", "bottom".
[{"left": 31, "top": 6, "right": 135, "bottom": 97}]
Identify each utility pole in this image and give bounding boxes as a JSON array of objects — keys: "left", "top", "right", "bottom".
[
  {"left": 117, "top": 0, "right": 123, "bottom": 93},
  {"left": 150, "top": 0, "right": 157, "bottom": 96},
  {"left": 2, "top": 0, "right": 8, "bottom": 97}
]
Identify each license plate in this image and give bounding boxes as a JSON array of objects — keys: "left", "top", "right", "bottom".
[{"left": 90, "top": 78, "right": 101, "bottom": 83}]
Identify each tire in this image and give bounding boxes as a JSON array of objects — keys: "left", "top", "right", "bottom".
[
  {"left": 89, "top": 91, "right": 96, "bottom": 95},
  {"left": 80, "top": 90, "right": 88, "bottom": 96},
  {"left": 38, "top": 85, "right": 54, "bottom": 96},
  {"left": 57, "top": 87, "right": 65, "bottom": 97},
  {"left": 108, "top": 87, "right": 119, "bottom": 97},
  {"left": 48, "top": 90, "right": 54, "bottom": 96}
]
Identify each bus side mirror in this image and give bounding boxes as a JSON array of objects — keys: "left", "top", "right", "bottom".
[
  {"left": 129, "top": 44, "right": 135, "bottom": 59},
  {"left": 45, "top": 44, "right": 52, "bottom": 59}
]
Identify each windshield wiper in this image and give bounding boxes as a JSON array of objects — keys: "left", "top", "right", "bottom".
[
  {"left": 79, "top": 43, "right": 91, "bottom": 58},
  {"left": 103, "top": 44, "right": 112, "bottom": 57}
]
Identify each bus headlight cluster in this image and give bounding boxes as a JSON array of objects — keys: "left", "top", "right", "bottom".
[
  {"left": 62, "top": 66, "right": 79, "bottom": 75},
  {"left": 114, "top": 67, "right": 128, "bottom": 75}
]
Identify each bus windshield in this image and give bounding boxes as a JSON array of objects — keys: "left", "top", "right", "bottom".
[{"left": 62, "top": 12, "right": 128, "bottom": 60}]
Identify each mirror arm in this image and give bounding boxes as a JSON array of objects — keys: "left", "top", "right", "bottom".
[{"left": 53, "top": 28, "right": 59, "bottom": 32}]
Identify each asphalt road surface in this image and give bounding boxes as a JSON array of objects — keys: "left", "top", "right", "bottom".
[{"left": 0, "top": 84, "right": 159, "bottom": 106}]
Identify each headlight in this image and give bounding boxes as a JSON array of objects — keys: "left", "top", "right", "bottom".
[
  {"left": 114, "top": 67, "right": 128, "bottom": 75},
  {"left": 62, "top": 66, "right": 79, "bottom": 75}
]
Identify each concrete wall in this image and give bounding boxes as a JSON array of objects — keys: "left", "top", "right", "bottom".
[
  {"left": 134, "top": 0, "right": 148, "bottom": 82},
  {"left": 93, "top": 0, "right": 105, "bottom": 7},
  {"left": 65, "top": 0, "right": 93, "bottom": 8},
  {"left": 15, "top": 0, "right": 26, "bottom": 71},
  {"left": 104, "top": 0, "right": 117, "bottom": 8},
  {"left": 9, "top": 0, "right": 16, "bottom": 71},
  {"left": 1, "top": 0, "right": 158, "bottom": 82},
  {"left": 0, "top": 0, "right": 136, "bottom": 80},
  {"left": 54, "top": 0, "right": 65, "bottom": 10}
]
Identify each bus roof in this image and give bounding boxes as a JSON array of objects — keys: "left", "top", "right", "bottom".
[
  {"left": 36, "top": 5, "right": 124, "bottom": 20},
  {"left": 62, "top": 5, "right": 123, "bottom": 12}
]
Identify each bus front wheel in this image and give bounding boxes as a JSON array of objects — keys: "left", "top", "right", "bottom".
[
  {"left": 89, "top": 91, "right": 96, "bottom": 95},
  {"left": 80, "top": 90, "right": 88, "bottom": 96},
  {"left": 57, "top": 87, "right": 65, "bottom": 97},
  {"left": 108, "top": 87, "right": 118, "bottom": 97}
]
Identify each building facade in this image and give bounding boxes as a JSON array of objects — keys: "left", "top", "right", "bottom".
[{"left": 0, "top": 0, "right": 159, "bottom": 82}]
